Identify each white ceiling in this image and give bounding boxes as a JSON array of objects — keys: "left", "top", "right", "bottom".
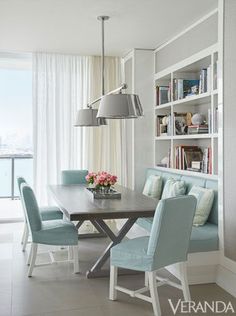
[{"left": 0, "top": 0, "right": 217, "bottom": 57}]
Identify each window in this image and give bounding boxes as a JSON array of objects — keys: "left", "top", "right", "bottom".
[{"left": 0, "top": 56, "right": 33, "bottom": 199}]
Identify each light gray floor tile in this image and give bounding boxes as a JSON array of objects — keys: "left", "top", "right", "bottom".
[{"left": 1, "top": 222, "right": 236, "bottom": 316}]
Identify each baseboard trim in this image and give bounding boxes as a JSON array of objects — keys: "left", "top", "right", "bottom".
[
  {"left": 216, "top": 265, "right": 236, "bottom": 297},
  {"left": 166, "top": 251, "right": 220, "bottom": 285},
  {"left": 166, "top": 263, "right": 218, "bottom": 285}
]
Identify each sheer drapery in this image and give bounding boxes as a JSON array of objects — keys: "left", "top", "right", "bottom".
[{"left": 33, "top": 53, "right": 124, "bottom": 204}]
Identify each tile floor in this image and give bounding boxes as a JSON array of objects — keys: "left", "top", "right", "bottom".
[
  {"left": 0, "top": 199, "right": 23, "bottom": 221},
  {"left": 0, "top": 222, "right": 236, "bottom": 316}
]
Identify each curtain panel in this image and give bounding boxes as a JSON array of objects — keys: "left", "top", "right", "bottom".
[{"left": 33, "top": 53, "right": 123, "bottom": 204}]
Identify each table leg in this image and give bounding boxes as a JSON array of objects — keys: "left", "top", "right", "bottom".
[
  {"left": 86, "top": 217, "right": 137, "bottom": 278},
  {"left": 76, "top": 220, "right": 106, "bottom": 239}
]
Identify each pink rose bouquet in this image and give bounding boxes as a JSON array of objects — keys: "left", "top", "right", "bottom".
[
  {"left": 85, "top": 171, "right": 117, "bottom": 189},
  {"left": 85, "top": 172, "right": 97, "bottom": 185}
]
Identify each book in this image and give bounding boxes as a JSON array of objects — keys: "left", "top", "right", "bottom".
[
  {"left": 183, "top": 79, "right": 200, "bottom": 97},
  {"left": 213, "top": 60, "right": 218, "bottom": 89},
  {"left": 213, "top": 107, "right": 219, "bottom": 133},
  {"left": 174, "top": 145, "right": 202, "bottom": 170},
  {"left": 184, "top": 148, "right": 203, "bottom": 169},
  {"left": 202, "top": 147, "right": 212, "bottom": 174},
  {"left": 173, "top": 79, "right": 200, "bottom": 100},
  {"left": 188, "top": 124, "right": 209, "bottom": 134},
  {"left": 156, "top": 86, "right": 169, "bottom": 105},
  {"left": 207, "top": 65, "right": 211, "bottom": 92}
]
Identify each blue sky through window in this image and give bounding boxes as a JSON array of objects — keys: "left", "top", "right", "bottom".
[{"left": 0, "top": 68, "right": 33, "bottom": 154}]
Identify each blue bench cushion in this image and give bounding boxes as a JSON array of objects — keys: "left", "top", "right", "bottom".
[
  {"left": 189, "top": 223, "right": 219, "bottom": 253},
  {"left": 137, "top": 218, "right": 219, "bottom": 253}
]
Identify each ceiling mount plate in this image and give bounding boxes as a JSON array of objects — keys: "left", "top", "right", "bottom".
[{"left": 97, "top": 16, "right": 110, "bottom": 21}]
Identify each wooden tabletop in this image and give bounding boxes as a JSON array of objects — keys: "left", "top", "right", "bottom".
[{"left": 49, "top": 184, "right": 158, "bottom": 221}]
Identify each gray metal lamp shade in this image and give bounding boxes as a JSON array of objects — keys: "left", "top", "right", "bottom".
[
  {"left": 96, "top": 94, "right": 143, "bottom": 119},
  {"left": 74, "top": 108, "right": 106, "bottom": 126}
]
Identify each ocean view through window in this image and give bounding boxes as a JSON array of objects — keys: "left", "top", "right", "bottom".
[{"left": 0, "top": 65, "right": 33, "bottom": 199}]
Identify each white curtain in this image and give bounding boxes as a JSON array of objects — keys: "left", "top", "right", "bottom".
[{"left": 33, "top": 53, "right": 123, "bottom": 204}]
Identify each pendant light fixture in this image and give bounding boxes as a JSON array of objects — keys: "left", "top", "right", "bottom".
[
  {"left": 75, "top": 15, "right": 143, "bottom": 126},
  {"left": 74, "top": 16, "right": 108, "bottom": 127},
  {"left": 96, "top": 16, "right": 143, "bottom": 119}
]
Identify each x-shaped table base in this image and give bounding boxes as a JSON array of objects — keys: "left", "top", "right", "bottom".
[{"left": 82, "top": 217, "right": 137, "bottom": 278}]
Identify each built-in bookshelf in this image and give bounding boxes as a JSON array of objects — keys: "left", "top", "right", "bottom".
[{"left": 154, "top": 44, "right": 218, "bottom": 178}]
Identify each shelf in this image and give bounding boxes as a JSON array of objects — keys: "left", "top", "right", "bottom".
[
  {"left": 154, "top": 166, "right": 218, "bottom": 180},
  {"left": 154, "top": 102, "right": 172, "bottom": 110},
  {"left": 154, "top": 44, "right": 219, "bottom": 182},
  {"left": 172, "top": 134, "right": 213, "bottom": 139},
  {"left": 172, "top": 92, "right": 211, "bottom": 106},
  {"left": 155, "top": 136, "right": 172, "bottom": 140},
  {"left": 155, "top": 133, "right": 218, "bottom": 140},
  {"left": 154, "top": 44, "right": 218, "bottom": 80}
]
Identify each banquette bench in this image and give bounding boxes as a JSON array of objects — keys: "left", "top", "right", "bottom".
[{"left": 137, "top": 168, "right": 219, "bottom": 254}]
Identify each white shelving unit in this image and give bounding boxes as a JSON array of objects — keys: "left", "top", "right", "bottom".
[{"left": 154, "top": 44, "right": 219, "bottom": 178}]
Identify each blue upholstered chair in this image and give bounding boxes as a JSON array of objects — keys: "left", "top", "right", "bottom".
[
  {"left": 21, "top": 183, "right": 79, "bottom": 277},
  {"left": 109, "top": 196, "right": 197, "bottom": 316},
  {"left": 61, "top": 169, "right": 88, "bottom": 185},
  {"left": 17, "top": 177, "right": 63, "bottom": 252}
]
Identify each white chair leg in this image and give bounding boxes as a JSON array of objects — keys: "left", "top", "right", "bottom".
[
  {"left": 179, "top": 262, "right": 191, "bottom": 301},
  {"left": 73, "top": 245, "right": 79, "bottom": 274},
  {"left": 109, "top": 265, "right": 118, "bottom": 301},
  {"left": 148, "top": 271, "right": 162, "bottom": 316},
  {"left": 21, "top": 223, "right": 27, "bottom": 244},
  {"left": 145, "top": 271, "right": 149, "bottom": 286},
  {"left": 28, "top": 243, "right": 38, "bottom": 277},
  {"left": 26, "top": 243, "right": 33, "bottom": 265},
  {"left": 22, "top": 225, "right": 29, "bottom": 252},
  {"left": 68, "top": 246, "right": 73, "bottom": 260}
]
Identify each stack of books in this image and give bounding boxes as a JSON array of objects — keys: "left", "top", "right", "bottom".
[
  {"left": 174, "top": 145, "right": 212, "bottom": 174},
  {"left": 172, "top": 66, "right": 212, "bottom": 101},
  {"left": 188, "top": 125, "right": 209, "bottom": 134},
  {"left": 202, "top": 147, "right": 212, "bottom": 174},
  {"left": 173, "top": 79, "right": 199, "bottom": 100},
  {"left": 175, "top": 145, "right": 203, "bottom": 170}
]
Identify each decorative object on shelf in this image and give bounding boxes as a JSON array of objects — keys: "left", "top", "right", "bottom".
[
  {"left": 85, "top": 171, "right": 119, "bottom": 198},
  {"left": 156, "top": 114, "right": 172, "bottom": 136},
  {"left": 161, "top": 156, "right": 169, "bottom": 166},
  {"left": 191, "top": 113, "right": 205, "bottom": 125},
  {"left": 75, "top": 16, "right": 143, "bottom": 126},
  {"left": 174, "top": 112, "right": 189, "bottom": 135}
]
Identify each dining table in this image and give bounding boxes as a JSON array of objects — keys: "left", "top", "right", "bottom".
[{"left": 49, "top": 184, "right": 158, "bottom": 278}]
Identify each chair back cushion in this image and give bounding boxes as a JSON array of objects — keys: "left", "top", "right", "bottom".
[
  {"left": 17, "top": 177, "right": 27, "bottom": 196},
  {"left": 161, "top": 178, "right": 186, "bottom": 199},
  {"left": 21, "top": 184, "right": 42, "bottom": 232},
  {"left": 188, "top": 186, "right": 214, "bottom": 226},
  {"left": 147, "top": 195, "right": 197, "bottom": 270},
  {"left": 143, "top": 175, "right": 162, "bottom": 199},
  {"left": 61, "top": 170, "right": 88, "bottom": 185}
]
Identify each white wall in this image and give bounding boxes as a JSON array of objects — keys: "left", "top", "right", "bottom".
[{"left": 216, "top": 0, "right": 236, "bottom": 297}]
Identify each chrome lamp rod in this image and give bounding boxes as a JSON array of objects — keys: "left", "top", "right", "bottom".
[{"left": 87, "top": 83, "right": 128, "bottom": 108}]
